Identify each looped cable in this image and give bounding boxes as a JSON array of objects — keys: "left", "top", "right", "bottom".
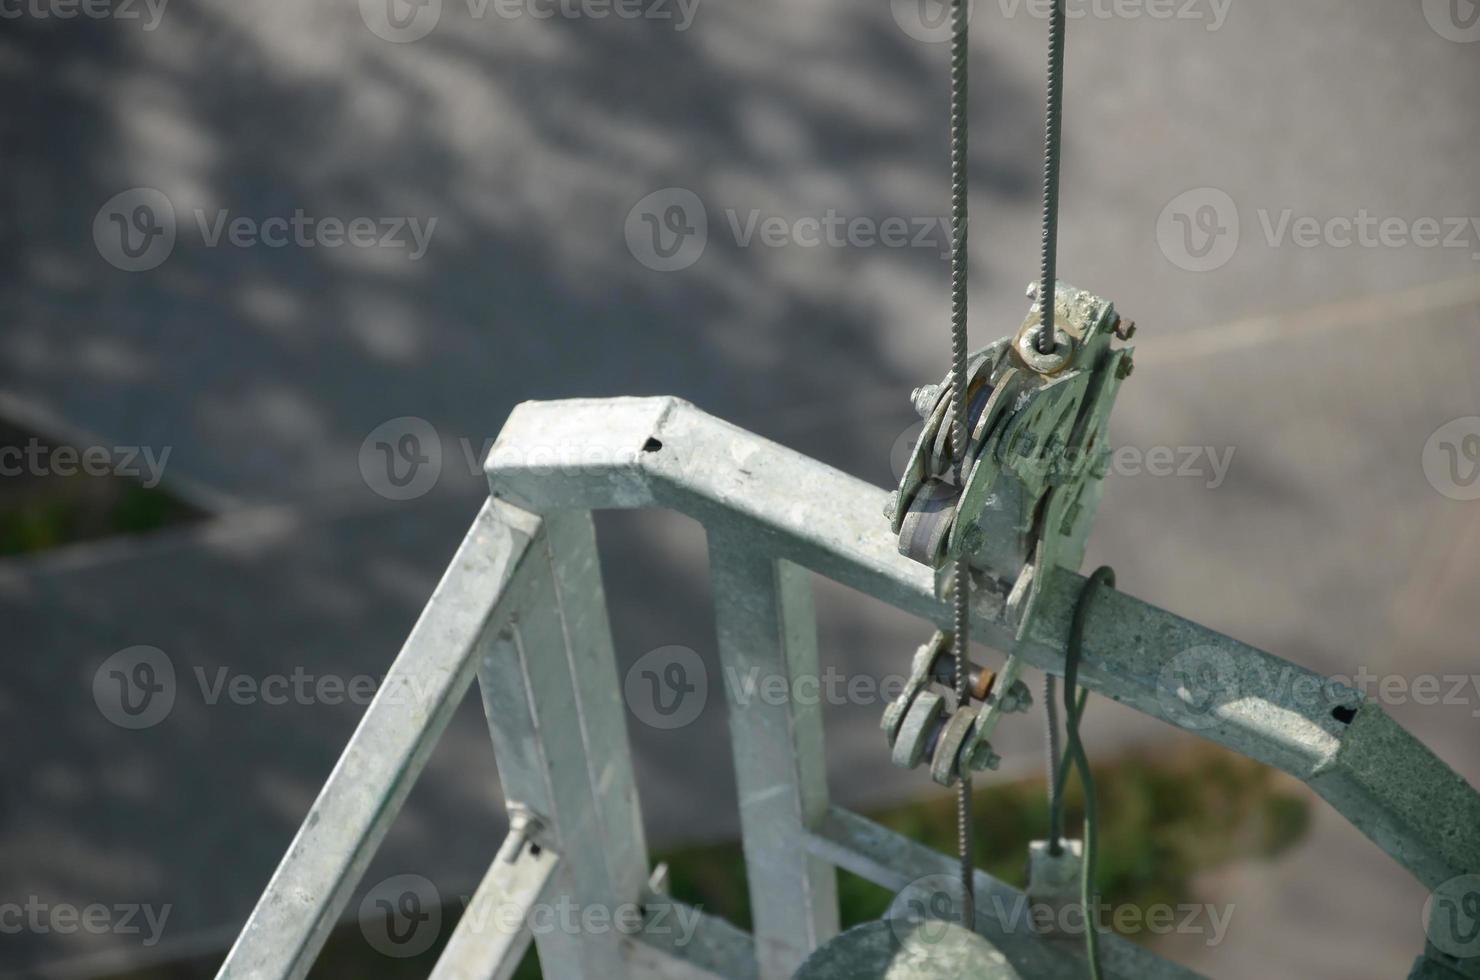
[{"left": 1045, "top": 565, "right": 1114, "bottom": 980}]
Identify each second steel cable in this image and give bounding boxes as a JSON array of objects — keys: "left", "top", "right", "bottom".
[
  {"left": 947, "top": 0, "right": 974, "bottom": 929},
  {"left": 1036, "top": 0, "right": 1068, "bottom": 355}
]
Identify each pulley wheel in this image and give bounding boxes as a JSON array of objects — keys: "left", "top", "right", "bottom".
[{"left": 791, "top": 919, "right": 1021, "bottom": 980}]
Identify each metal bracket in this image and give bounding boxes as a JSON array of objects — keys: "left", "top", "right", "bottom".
[{"left": 883, "top": 281, "right": 1134, "bottom": 780}]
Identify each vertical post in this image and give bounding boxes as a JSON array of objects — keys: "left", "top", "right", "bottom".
[
  {"left": 478, "top": 507, "right": 649, "bottom": 980},
  {"left": 708, "top": 529, "right": 839, "bottom": 979}
]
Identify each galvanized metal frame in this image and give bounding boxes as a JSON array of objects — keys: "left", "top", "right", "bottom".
[{"left": 220, "top": 397, "right": 1480, "bottom": 980}]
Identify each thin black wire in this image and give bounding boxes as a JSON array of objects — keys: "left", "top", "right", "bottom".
[
  {"left": 1050, "top": 566, "right": 1114, "bottom": 980},
  {"left": 947, "top": 0, "right": 974, "bottom": 931},
  {"left": 1043, "top": 673, "right": 1062, "bottom": 854},
  {"left": 1036, "top": 0, "right": 1068, "bottom": 355}
]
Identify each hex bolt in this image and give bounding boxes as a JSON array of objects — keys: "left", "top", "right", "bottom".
[
  {"left": 911, "top": 384, "right": 942, "bottom": 419},
  {"left": 999, "top": 679, "right": 1033, "bottom": 714},
  {"left": 970, "top": 743, "right": 1002, "bottom": 772},
  {"left": 1113, "top": 317, "right": 1137, "bottom": 341}
]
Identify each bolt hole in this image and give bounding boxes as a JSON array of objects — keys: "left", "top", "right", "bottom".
[
  {"left": 528, "top": 842, "right": 542, "bottom": 856},
  {"left": 642, "top": 438, "right": 663, "bottom": 453},
  {"left": 1331, "top": 704, "right": 1357, "bottom": 725}
]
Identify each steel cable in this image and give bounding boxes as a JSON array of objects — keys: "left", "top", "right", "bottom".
[
  {"left": 1036, "top": 0, "right": 1068, "bottom": 355},
  {"left": 947, "top": 0, "right": 974, "bottom": 930}
]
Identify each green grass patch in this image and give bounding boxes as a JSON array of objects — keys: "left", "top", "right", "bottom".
[
  {"left": 0, "top": 422, "right": 201, "bottom": 557},
  {"left": 661, "top": 740, "right": 1310, "bottom": 937}
]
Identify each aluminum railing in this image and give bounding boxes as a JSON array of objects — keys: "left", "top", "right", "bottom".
[{"left": 218, "top": 397, "right": 1480, "bottom": 980}]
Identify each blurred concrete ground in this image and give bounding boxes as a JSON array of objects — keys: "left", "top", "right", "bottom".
[{"left": 2, "top": 0, "right": 1479, "bottom": 976}]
